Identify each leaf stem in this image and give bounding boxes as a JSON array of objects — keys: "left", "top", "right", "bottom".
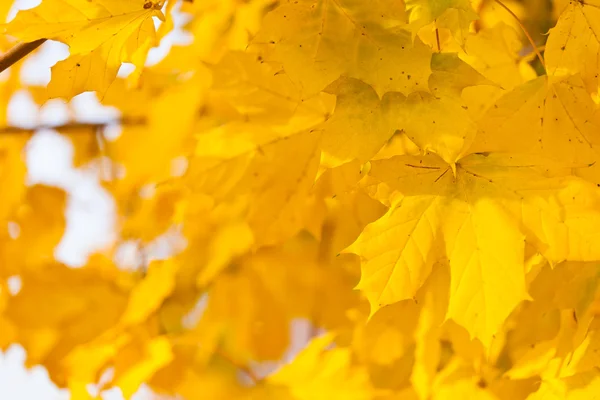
[
  {"left": 435, "top": 26, "right": 441, "bottom": 52},
  {"left": 493, "top": 0, "right": 545, "bottom": 70},
  {"left": 0, "top": 39, "right": 47, "bottom": 74}
]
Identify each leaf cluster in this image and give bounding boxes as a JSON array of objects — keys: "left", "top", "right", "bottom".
[{"left": 1, "top": 0, "right": 600, "bottom": 399}]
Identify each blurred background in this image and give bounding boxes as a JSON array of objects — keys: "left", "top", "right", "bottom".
[
  {"left": 1, "top": 0, "right": 190, "bottom": 398},
  {"left": 0, "top": 0, "right": 565, "bottom": 398}
]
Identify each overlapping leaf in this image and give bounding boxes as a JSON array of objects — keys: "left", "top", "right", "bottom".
[
  {"left": 251, "top": 0, "right": 432, "bottom": 97},
  {"left": 405, "top": 0, "right": 478, "bottom": 44},
  {"left": 470, "top": 75, "right": 600, "bottom": 184},
  {"left": 349, "top": 152, "right": 600, "bottom": 345}
]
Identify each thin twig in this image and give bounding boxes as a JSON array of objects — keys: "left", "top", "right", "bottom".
[
  {"left": 493, "top": 0, "right": 545, "bottom": 69},
  {"left": 215, "top": 348, "right": 259, "bottom": 384},
  {"left": 435, "top": 27, "right": 441, "bottom": 52},
  {"left": 520, "top": 45, "right": 546, "bottom": 61},
  {"left": 0, "top": 39, "right": 47, "bottom": 73},
  {"left": 167, "top": 336, "right": 260, "bottom": 385}
]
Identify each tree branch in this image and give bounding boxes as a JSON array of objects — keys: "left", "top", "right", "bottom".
[
  {"left": 0, "top": 39, "right": 47, "bottom": 73},
  {"left": 0, "top": 118, "right": 146, "bottom": 135}
]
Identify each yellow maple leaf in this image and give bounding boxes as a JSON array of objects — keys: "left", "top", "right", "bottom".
[
  {"left": 2, "top": 185, "right": 67, "bottom": 271},
  {"left": 546, "top": 0, "right": 600, "bottom": 95},
  {"left": 195, "top": 221, "right": 254, "bottom": 286},
  {"left": 113, "top": 336, "right": 173, "bottom": 398},
  {"left": 503, "top": 261, "right": 600, "bottom": 381},
  {"left": 470, "top": 75, "right": 600, "bottom": 184},
  {"left": 211, "top": 51, "right": 310, "bottom": 124},
  {"left": 251, "top": 0, "right": 431, "bottom": 97},
  {"left": 398, "top": 91, "right": 477, "bottom": 164},
  {"left": 0, "top": 2, "right": 11, "bottom": 23},
  {"left": 5, "top": 0, "right": 165, "bottom": 98},
  {"left": 190, "top": 235, "right": 363, "bottom": 362},
  {"left": 3, "top": 263, "right": 128, "bottom": 385},
  {"left": 527, "top": 370, "right": 600, "bottom": 400},
  {"left": 349, "top": 152, "right": 600, "bottom": 346},
  {"left": 0, "top": 136, "right": 29, "bottom": 224},
  {"left": 182, "top": 0, "right": 276, "bottom": 63},
  {"left": 461, "top": 22, "right": 537, "bottom": 90},
  {"left": 500, "top": 260, "right": 597, "bottom": 379},
  {"left": 108, "top": 72, "right": 208, "bottom": 188},
  {"left": 428, "top": 52, "right": 496, "bottom": 99},
  {"left": 120, "top": 259, "right": 178, "bottom": 326},
  {"left": 149, "top": 348, "right": 254, "bottom": 399},
  {"left": 352, "top": 299, "right": 421, "bottom": 367},
  {"left": 118, "top": 183, "right": 185, "bottom": 243},
  {"left": 188, "top": 128, "right": 321, "bottom": 246},
  {"left": 319, "top": 77, "right": 405, "bottom": 166},
  {"left": 320, "top": 56, "right": 492, "bottom": 167},
  {"left": 405, "top": 0, "right": 478, "bottom": 44},
  {"left": 314, "top": 161, "right": 388, "bottom": 258},
  {"left": 411, "top": 263, "right": 450, "bottom": 400},
  {"left": 268, "top": 334, "right": 373, "bottom": 400}
]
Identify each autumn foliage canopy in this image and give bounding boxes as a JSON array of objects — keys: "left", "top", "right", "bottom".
[{"left": 2, "top": 0, "right": 600, "bottom": 398}]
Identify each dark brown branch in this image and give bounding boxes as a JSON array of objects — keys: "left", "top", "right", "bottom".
[
  {"left": 0, "top": 39, "right": 47, "bottom": 74},
  {"left": 0, "top": 118, "right": 146, "bottom": 135}
]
